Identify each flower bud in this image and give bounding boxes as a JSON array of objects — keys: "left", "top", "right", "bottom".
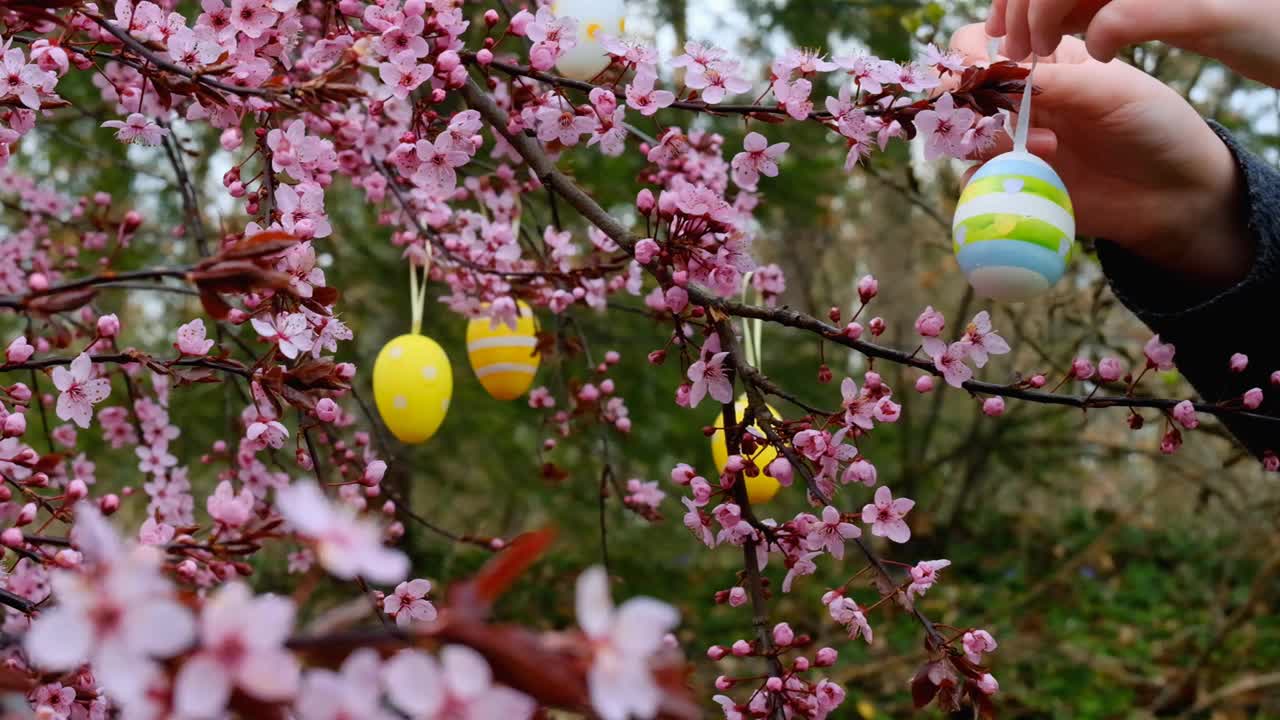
[
  {"left": 96, "top": 313, "right": 120, "bottom": 338},
  {"left": 856, "top": 274, "right": 878, "bottom": 303},
  {"left": 1244, "top": 387, "right": 1264, "bottom": 409},
  {"left": 66, "top": 478, "right": 88, "bottom": 501},
  {"left": 982, "top": 397, "right": 1005, "bottom": 417},
  {"left": 99, "top": 494, "right": 120, "bottom": 514},
  {"left": 1097, "top": 357, "right": 1124, "bottom": 382},
  {"left": 315, "top": 398, "right": 339, "bottom": 422},
  {"left": 3, "top": 412, "right": 26, "bottom": 437},
  {"left": 362, "top": 460, "right": 388, "bottom": 487},
  {"left": 1071, "top": 357, "right": 1094, "bottom": 380},
  {"left": 772, "top": 623, "right": 795, "bottom": 646}
]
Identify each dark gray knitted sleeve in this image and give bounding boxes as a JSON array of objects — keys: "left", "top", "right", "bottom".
[{"left": 1095, "top": 123, "right": 1280, "bottom": 458}]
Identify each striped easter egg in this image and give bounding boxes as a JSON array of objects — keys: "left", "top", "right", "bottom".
[
  {"left": 466, "top": 301, "right": 540, "bottom": 401},
  {"left": 953, "top": 151, "right": 1075, "bottom": 301}
]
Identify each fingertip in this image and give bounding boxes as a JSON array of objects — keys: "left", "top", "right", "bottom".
[
  {"left": 1025, "top": 128, "right": 1059, "bottom": 159},
  {"left": 1030, "top": 33, "right": 1062, "bottom": 58},
  {"left": 985, "top": 0, "right": 1009, "bottom": 36}
]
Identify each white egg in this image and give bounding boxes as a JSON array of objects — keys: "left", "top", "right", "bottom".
[{"left": 551, "top": 0, "right": 626, "bottom": 81}]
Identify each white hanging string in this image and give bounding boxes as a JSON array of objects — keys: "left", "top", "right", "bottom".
[
  {"left": 985, "top": 36, "right": 1038, "bottom": 153},
  {"left": 1013, "top": 56, "right": 1038, "bottom": 153},
  {"left": 740, "top": 272, "right": 763, "bottom": 372},
  {"left": 408, "top": 241, "right": 433, "bottom": 335}
]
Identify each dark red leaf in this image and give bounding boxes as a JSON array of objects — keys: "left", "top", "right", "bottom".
[{"left": 911, "top": 669, "right": 939, "bottom": 709}]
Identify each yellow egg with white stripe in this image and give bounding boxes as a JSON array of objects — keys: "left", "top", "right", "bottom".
[
  {"left": 372, "top": 334, "right": 453, "bottom": 444},
  {"left": 550, "top": 0, "right": 625, "bottom": 80},
  {"left": 466, "top": 302, "right": 540, "bottom": 401}
]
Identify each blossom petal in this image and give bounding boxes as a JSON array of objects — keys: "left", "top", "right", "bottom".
[{"left": 574, "top": 565, "right": 613, "bottom": 638}]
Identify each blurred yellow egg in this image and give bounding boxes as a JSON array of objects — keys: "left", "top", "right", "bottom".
[
  {"left": 373, "top": 334, "right": 453, "bottom": 444},
  {"left": 710, "top": 394, "right": 782, "bottom": 504},
  {"left": 466, "top": 301, "right": 540, "bottom": 401},
  {"left": 550, "top": 0, "right": 625, "bottom": 80}
]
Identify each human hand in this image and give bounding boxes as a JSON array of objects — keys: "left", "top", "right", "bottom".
[
  {"left": 985, "top": 0, "right": 1280, "bottom": 87},
  {"left": 952, "top": 24, "right": 1251, "bottom": 286}
]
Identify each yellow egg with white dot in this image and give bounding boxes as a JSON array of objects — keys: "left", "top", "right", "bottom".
[
  {"left": 710, "top": 395, "right": 782, "bottom": 504},
  {"left": 466, "top": 301, "right": 540, "bottom": 401},
  {"left": 550, "top": 0, "right": 626, "bottom": 81},
  {"left": 372, "top": 334, "right": 453, "bottom": 444}
]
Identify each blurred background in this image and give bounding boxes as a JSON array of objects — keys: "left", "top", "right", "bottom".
[{"left": 5, "top": 0, "right": 1280, "bottom": 717}]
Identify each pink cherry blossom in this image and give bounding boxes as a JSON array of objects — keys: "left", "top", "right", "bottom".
[
  {"left": 0, "top": 48, "right": 57, "bottom": 110},
  {"left": 827, "top": 595, "right": 872, "bottom": 643},
  {"left": 686, "top": 60, "right": 752, "bottom": 104},
  {"left": 887, "top": 61, "right": 939, "bottom": 92},
  {"left": 962, "top": 629, "right": 998, "bottom": 664},
  {"left": 771, "top": 78, "right": 813, "bottom": 120},
  {"left": 1144, "top": 335, "right": 1177, "bottom": 370},
  {"left": 176, "top": 318, "right": 215, "bottom": 356},
  {"left": 413, "top": 138, "right": 469, "bottom": 192},
  {"left": 24, "top": 505, "right": 195, "bottom": 702},
  {"left": 931, "top": 342, "right": 973, "bottom": 388},
  {"left": 625, "top": 67, "right": 675, "bottom": 117},
  {"left": 383, "top": 646, "right": 535, "bottom": 720},
  {"left": 782, "top": 550, "right": 820, "bottom": 592},
  {"left": 53, "top": 353, "right": 112, "bottom": 429},
  {"left": 922, "top": 43, "right": 967, "bottom": 73},
  {"left": 534, "top": 104, "right": 597, "bottom": 146},
  {"left": 1230, "top": 352, "right": 1249, "bottom": 372},
  {"left": 207, "top": 479, "right": 255, "bottom": 527},
  {"left": 7, "top": 335, "right": 34, "bottom": 363},
  {"left": 102, "top": 113, "right": 169, "bottom": 146},
  {"left": 379, "top": 60, "right": 434, "bottom": 100},
  {"left": 861, "top": 485, "right": 914, "bottom": 543},
  {"left": 277, "top": 480, "right": 408, "bottom": 583},
  {"left": 687, "top": 350, "right": 732, "bottom": 408},
  {"left": 907, "top": 559, "right": 951, "bottom": 599},
  {"left": 229, "top": 0, "right": 278, "bottom": 38},
  {"left": 1172, "top": 400, "right": 1199, "bottom": 429},
  {"left": 804, "top": 506, "right": 860, "bottom": 559},
  {"left": 250, "top": 312, "right": 314, "bottom": 359},
  {"left": 730, "top": 132, "right": 788, "bottom": 190},
  {"left": 173, "top": 582, "right": 300, "bottom": 717},
  {"left": 912, "top": 93, "right": 975, "bottom": 161},
  {"left": 575, "top": 566, "right": 680, "bottom": 720},
  {"left": 382, "top": 578, "right": 438, "bottom": 628},
  {"left": 295, "top": 649, "right": 392, "bottom": 720}
]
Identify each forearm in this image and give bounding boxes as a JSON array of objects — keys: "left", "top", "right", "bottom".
[{"left": 1097, "top": 123, "right": 1280, "bottom": 457}]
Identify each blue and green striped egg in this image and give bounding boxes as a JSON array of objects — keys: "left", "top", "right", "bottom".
[{"left": 953, "top": 151, "right": 1075, "bottom": 301}]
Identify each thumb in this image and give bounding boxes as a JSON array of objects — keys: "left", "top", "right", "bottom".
[{"left": 1084, "top": 0, "right": 1221, "bottom": 63}]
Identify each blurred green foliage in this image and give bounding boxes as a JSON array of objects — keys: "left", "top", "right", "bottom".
[{"left": 6, "top": 0, "right": 1280, "bottom": 717}]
